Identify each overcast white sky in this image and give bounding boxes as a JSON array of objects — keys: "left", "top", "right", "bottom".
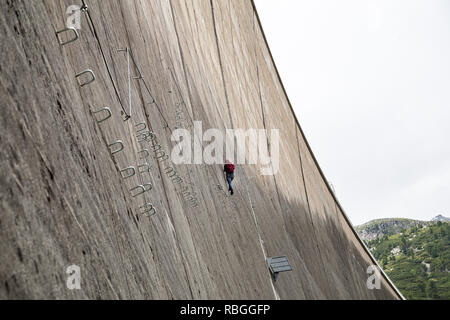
[{"left": 254, "top": 0, "right": 450, "bottom": 225}]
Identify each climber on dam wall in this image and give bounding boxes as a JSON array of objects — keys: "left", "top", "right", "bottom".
[{"left": 224, "top": 160, "right": 235, "bottom": 195}]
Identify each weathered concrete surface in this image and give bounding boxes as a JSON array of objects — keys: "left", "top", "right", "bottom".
[{"left": 0, "top": 0, "right": 402, "bottom": 299}]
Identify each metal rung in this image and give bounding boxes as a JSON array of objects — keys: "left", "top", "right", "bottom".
[
  {"left": 130, "top": 183, "right": 152, "bottom": 197},
  {"left": 120, "top": 166, "right": 136, "bottom": 179},
  {"left": 138, "top": 163, "right": 152, "bottom": 174},
  {"left": 140, "top": 203, "right": 156, "bottom": 217},
  {"left": 56, "top": 27, "right": 79, "bottom": 46},
  {"left": 155, "top": 150, "right": 169, "bottom": 161},
  {"left": 138, "top": 149, "right": 150, "bottom": 160},
  {"left": 151, "top": 144, "right": 162, "bottom": 152},
  {"left": 75, "top": 69, "right": 96, "bottom": 87},
  {"left": 108, "top": 140, "right": 124, "bottom": 155},
  {"left": 172, "top": 176, "right": 183, "bottom": 184},
  {"left": 135, "top": 122, "right": 147, "bottom": 134},
  {"left": 137, "top": 130, "right": 155, "bottom": 143},
  {"left": 92, "top": 107, "right": 112, "bottom": 123}
]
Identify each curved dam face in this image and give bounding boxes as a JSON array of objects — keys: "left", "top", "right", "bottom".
[{"left": 0, "top": 0, "right": 402, "bottom": 299}]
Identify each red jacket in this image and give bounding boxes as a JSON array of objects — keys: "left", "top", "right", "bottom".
[{"left": 224, "top": 163, "right": 235, "bottom": 174}]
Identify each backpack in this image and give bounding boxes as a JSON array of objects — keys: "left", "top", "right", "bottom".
[{"left": 226, "top": 163, "right": 235, "bottom": 173}]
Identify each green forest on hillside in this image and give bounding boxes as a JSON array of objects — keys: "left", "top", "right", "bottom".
[{"left": 366, "top": 222, "right": 450, "bottom": 300}]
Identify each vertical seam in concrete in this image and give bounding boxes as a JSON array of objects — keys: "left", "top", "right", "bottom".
[
  {"left": 332, "top": 200, "right": 365, "bottom": 298},
  {"left": 295, "top": 128, "right": 314, "bottom": 237},
  {"left": 83, "top": 2, "right": 128, "bottom": 116},
  {"left": 127, "top": 2, "right": 195, "bottom": 295},
  {"left": 143, "top": 116, "right": 195, "bottom": 299},
  {"left": 252, "top": 12, "right": 285, "bottom": 221},
  {"left": 169, "top": 0, "right": 198, "bottom": 122},
  {"left": 168, "top": 0, "right": 219, "bottom": 299},
  {"left": 295, "top": 126, "right": 331, "bottom": 298},
  {"left": 210, "top": 0, "right": 234, "bottom": 129},
  {"left": 87, "top": 116, "right": 135, "bottom": 297},
  {"left": 245, "top": 180, "right": 280, "bottom": 300}
]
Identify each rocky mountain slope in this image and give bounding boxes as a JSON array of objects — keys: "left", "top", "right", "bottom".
[
  {"left": 365, "top": 221, "right": 449, "bottom": 300},
  {"left": 356, "top": 216, "right": 449, "bottom": 241},
  {"left": 432, "top": 215, "right": 450, "bottom": 222}
]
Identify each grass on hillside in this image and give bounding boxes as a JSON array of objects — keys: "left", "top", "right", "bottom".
[{"left": 366, "top": 221, "right": 450, "bottom": 300}]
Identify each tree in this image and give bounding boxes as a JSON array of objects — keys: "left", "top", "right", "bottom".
[
  {"left": 427, "top": 280, "right": 439, "bottom": 299},
  {"left": 417, "top": 279, "right": 426, "bottom": 297},
  {"left": 401, "top": 235, "right": 408, "bottom": 254},
  {"left": 431, "top": 246, "right": 438, "bottom": 258}
]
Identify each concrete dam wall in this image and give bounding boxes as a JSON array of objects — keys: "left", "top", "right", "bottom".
[{"left": 0, "top": 0, "right": 403, "bottom": 299}]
